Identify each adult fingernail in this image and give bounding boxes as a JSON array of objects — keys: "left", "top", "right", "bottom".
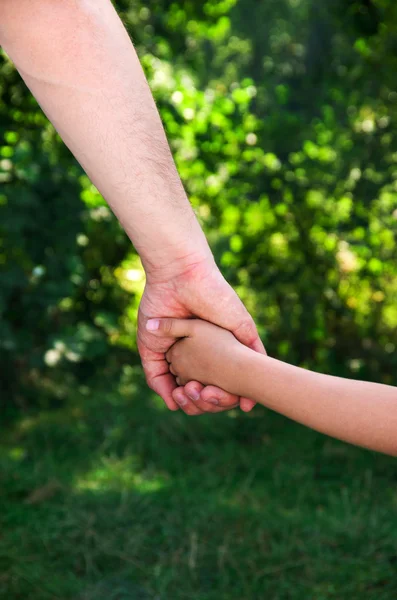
[
  {"left": 188, "top": 390, "right": 200, "bottom": 401},
  {"left": 146, "top": 319, "right": 160, "bottom": 331},
  {"left": 205, "top": 397, "right": 219, "bottom": 406}
]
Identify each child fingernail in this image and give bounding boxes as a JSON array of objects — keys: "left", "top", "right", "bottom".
[
  {"left": 176, "top": 395, "right": 188, "bottom": 407},
  {"left": 205, "top": 397, "right": 219, "bottom": 406},
  {"left": 146, "top": 319, "right": 160, "bottom": 331},
  {"left": 188, "top": 391, "right": 200, "bottom": 401}
]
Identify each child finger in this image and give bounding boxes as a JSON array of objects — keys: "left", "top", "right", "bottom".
[{"left": 146, "top": 318, "right": 195, "bottom": 338}]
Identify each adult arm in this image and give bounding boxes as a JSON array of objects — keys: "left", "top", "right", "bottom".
[
  {"left": 0, "top": 0, "right": 207, "bottom": 274},
  {"left": 0, "top": 0, "right": 265, "bottom": 413}
]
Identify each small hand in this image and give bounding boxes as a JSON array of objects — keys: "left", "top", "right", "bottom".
[{"left": 149, "top": 318, "right": 245, "bottom": 391}]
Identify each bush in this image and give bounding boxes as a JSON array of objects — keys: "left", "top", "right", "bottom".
[{"left": 1, "top": 0, "right": 396, "bottom": 405}]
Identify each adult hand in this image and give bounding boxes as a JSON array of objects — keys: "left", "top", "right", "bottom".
[{"left": 138, "top": 255, "right": 266, "bottom": 415}]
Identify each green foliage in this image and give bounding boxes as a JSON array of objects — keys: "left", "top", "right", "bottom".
[{"left": 1, "top": 0, "right": 397, "bottom": 403}]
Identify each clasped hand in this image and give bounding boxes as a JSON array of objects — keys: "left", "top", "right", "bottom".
[{"left": 138, "top": 257, "right": 264, "bottom": 416}]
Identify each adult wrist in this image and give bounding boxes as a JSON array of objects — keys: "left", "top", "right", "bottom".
[{"left": 143, "top": 241, "right": 215, "bottom": 284}]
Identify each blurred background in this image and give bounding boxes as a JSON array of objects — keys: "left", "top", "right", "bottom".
[{"left": 0, "top": 1, "right": 396, "bottom": 598}]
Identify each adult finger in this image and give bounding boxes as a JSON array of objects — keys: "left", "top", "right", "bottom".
[
  {"left": 137, "top": 335, "right": 179, "bottom": 411},
  {"left": 232, "top": 316, "right": 266, "bottom": 353}
]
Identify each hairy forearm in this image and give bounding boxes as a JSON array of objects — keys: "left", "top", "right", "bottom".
[
  {"left": 228, "top": 350, "right": 397, "bottom": 455},
  {"left": 0, "top": 0, "right": 211, "bottom": 274}
]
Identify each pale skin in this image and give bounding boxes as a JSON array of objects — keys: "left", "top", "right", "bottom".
[
  {"left": 147, "top": 318, "right": 397, "bottom": 457},
  {"left": 0, "top": 0, "right": 265, "bottom": 415}
]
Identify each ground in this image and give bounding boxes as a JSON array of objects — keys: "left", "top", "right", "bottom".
[{"left": 1, "top": 368, "right": 396, "bottom": 600}]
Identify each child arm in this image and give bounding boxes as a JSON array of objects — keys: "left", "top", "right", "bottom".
[
  {"left": 148, "top": 318, "right": 397, "bottom": 456},
  {"left": 235, "top": 352, "right": 397, "bottom": 456}
]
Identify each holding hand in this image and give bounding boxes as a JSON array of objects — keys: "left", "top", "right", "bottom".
[
  {"left": 139, "top": 258, "right": 265, "bottom": 416},
  {"left": 146, "top": 317, "right": 247, "bottom": 392}
]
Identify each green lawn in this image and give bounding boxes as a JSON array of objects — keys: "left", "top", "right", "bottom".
[{"left": 1, "top": 368, "right": 396, "bottom": 600}]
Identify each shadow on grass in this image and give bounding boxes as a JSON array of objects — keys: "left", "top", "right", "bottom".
[{"left": 1, "top": 368, "right": 396, "bottom": 600}]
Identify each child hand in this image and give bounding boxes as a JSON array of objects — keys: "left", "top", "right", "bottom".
[{"left": 145, "top": 318, "right": 248, "bottom": 390}]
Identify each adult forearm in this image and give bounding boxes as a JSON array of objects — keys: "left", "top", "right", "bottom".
[
  {"left": 0, "top": 0, "right": 211, "bottom": 274},
  {"left": 229, "top": 351, "right": 397, "bottom": 455}
]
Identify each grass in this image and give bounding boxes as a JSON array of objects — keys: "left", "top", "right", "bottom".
[{"left": 1, "top": 367, "right": 396, "bottom": 600}]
